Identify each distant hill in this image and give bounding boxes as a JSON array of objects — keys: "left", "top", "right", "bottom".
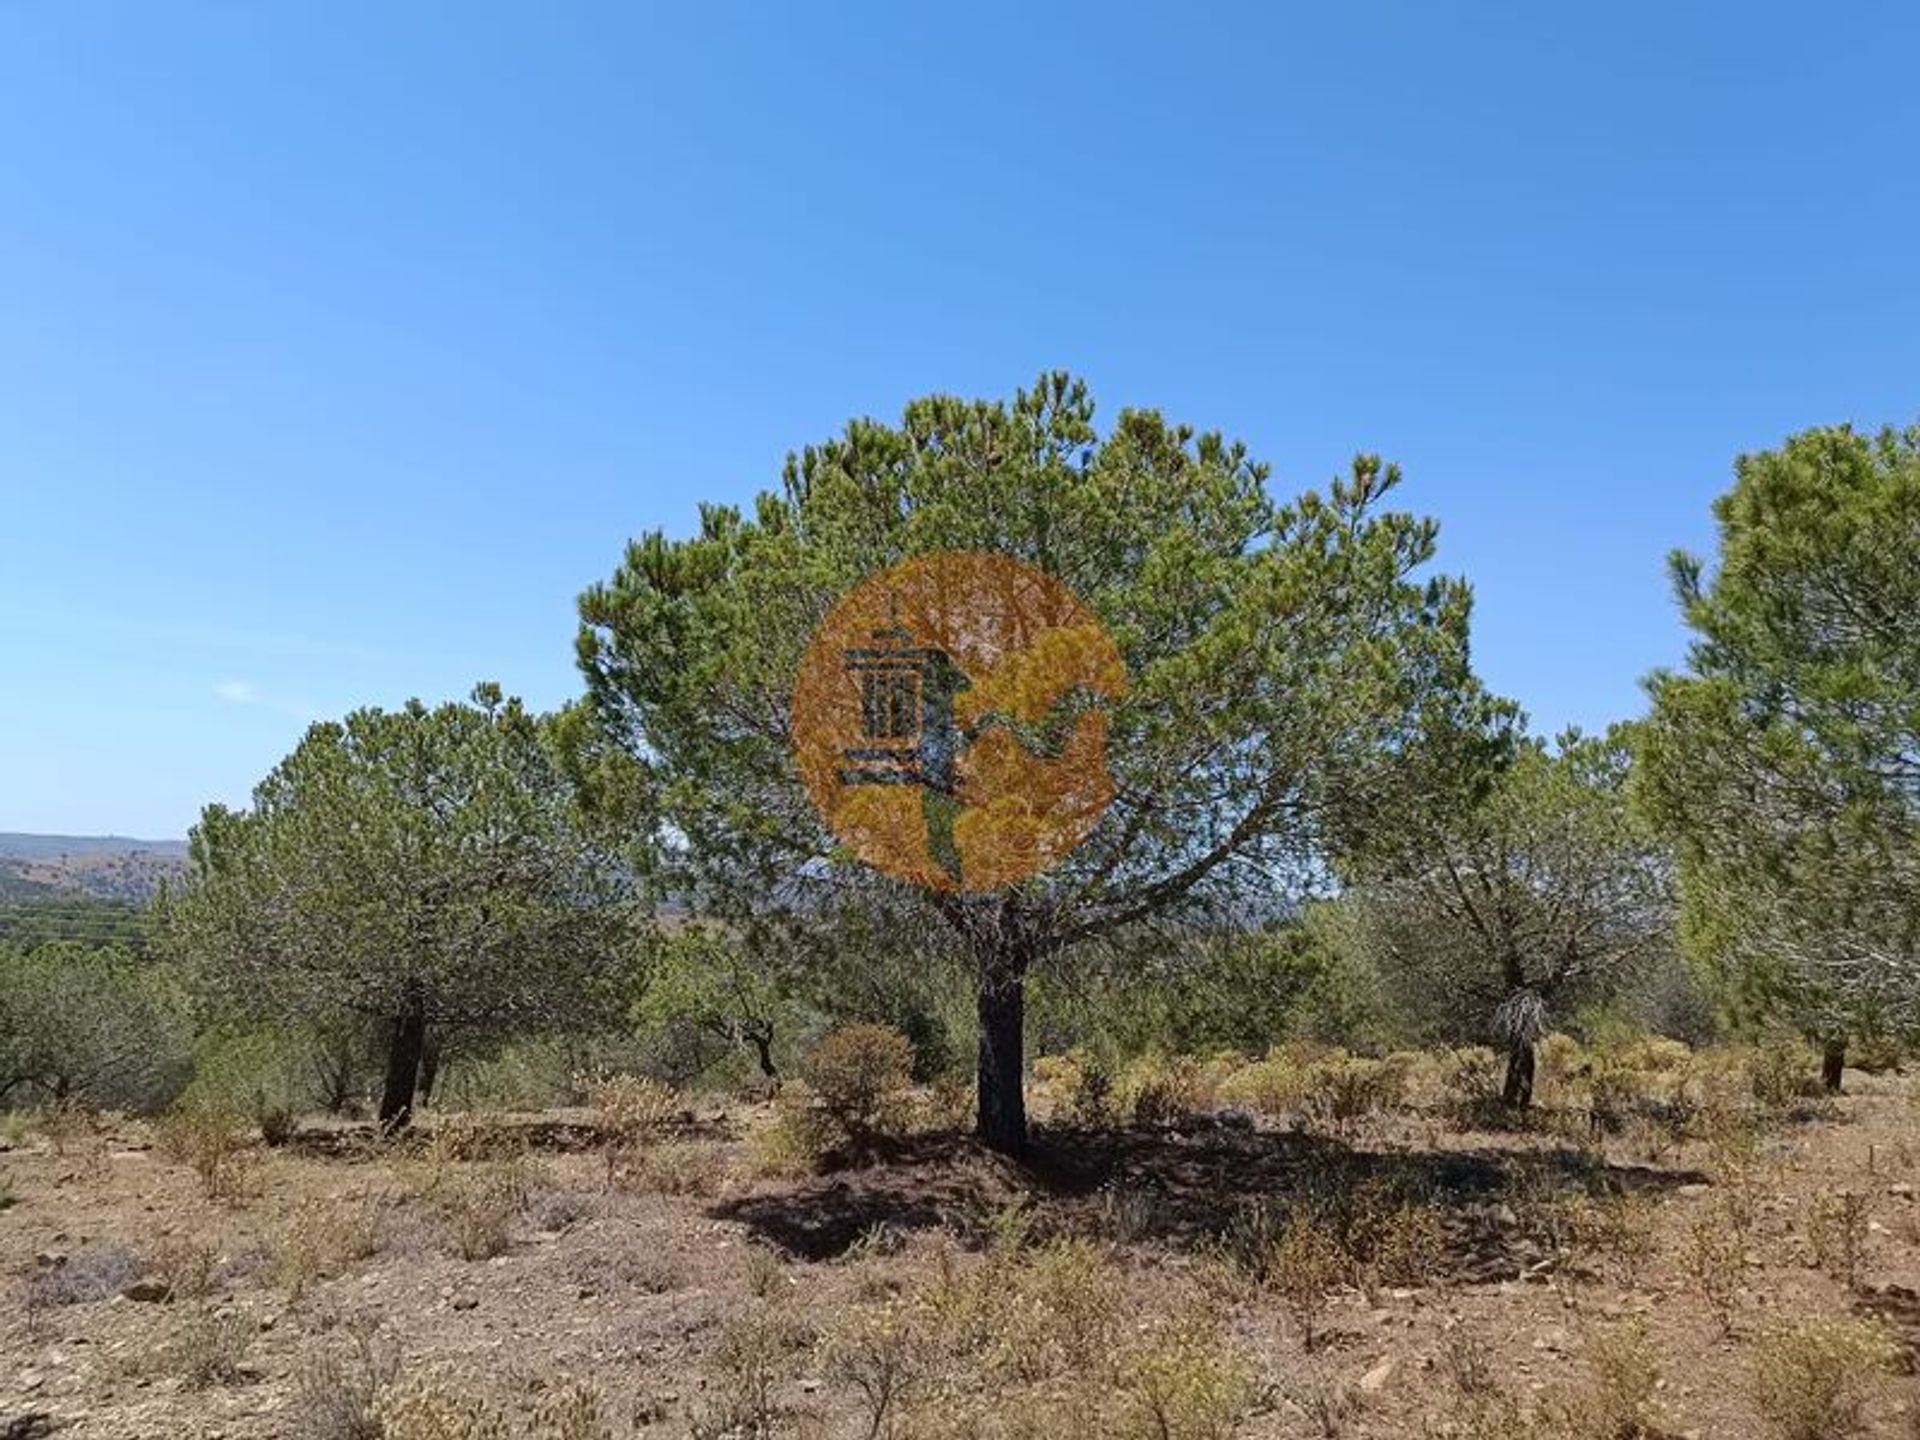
[{"left": 0, "top": 833, "right": 188, "bottom": 902}]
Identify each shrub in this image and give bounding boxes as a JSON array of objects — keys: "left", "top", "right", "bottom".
[
  {"left": 1269, "top": 1215, "right": 1346, "bottom": 1350},
  {"left": 24, "top": 1242, "right": 141, "bottom": 1312},
  {"left": 149, "top": 1234, "right": 221, "bottom": 1302},
  {"left": 749, "top": 1083, "right": 832, "bottom": 1177},
  {"left": 376, "top": 1373, "right": 513, "bottom": 1440},
  {"left": 1117, "top": 1308, "right": 1255, "bottom": 1440},
  {"left": 582, "top": 1071, "right": 677, "bottom": 1187},
  {"left": 632, "top": 1138, "right": 725, "bottom": 1196},
  {"left": 156, "top": 1106, "right": 255, "bottom": 1199},
  {"left": 1807, "top": 1190, "right": 1872, "bottom": 1292},
  {"left": 1748, "top": 1032, "right": 1822, "bottom": 1109},
  {"left": 1216, "top": 1054, "right": 1306, "bottom": 1117},
  {"left": 1749, "top": 1317, "right": 1898, "bottom": 1440},
  {"left": 1683, "top": 1211, "right": 1743, "bottom": 1335},
  {"left": 1558, "top": 1321, "right": 1659, "bottom": 1438},
  {"left": 803, "top": 1024, "right": 914, "bottom": 1143},
  {"left": 0, "top": 941, "right": 192, "bottom": 1112},
  {"left": 532, "top": 1380, "right": 614, "bottom": 1440},
  {"left": 436, "top": 1161, "right": 530, "bottom": 1261},
  {"left": 289, "top": 1322, "right": 401, "bottom": 1440},
  {"left": 1116, "top": 1052, "right": 1207, "bottom": 1126},
  {"left": 275, "top": 1197, "right": 385, "bottom": 1298},
  {"left": 1443, "top": 1046, "right": 1504, "bottom": 1110},
  {"left": 820, "top": 1298, "right": 935, "bottom": 1440},
  {"left": 145, "top": 1304, "right": 252, "bottom": 1389}
]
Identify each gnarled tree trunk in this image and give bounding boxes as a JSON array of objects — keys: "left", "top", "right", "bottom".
[
  {"left": 1502, "top": 1037, "right": 1536, "bottom": 1108},
  {"left": 1821, "top": 1037, "right": 1846, "bottom": 1094},
  {"left": 378, "top": 992, "right": 428, "bottom": 1134}
]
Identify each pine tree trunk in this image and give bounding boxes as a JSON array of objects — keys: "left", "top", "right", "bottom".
[
  {"left": 1501, "top": 1036, "right": 1536, "bottom": 1108},
  {"left": 976, "top": 959, "right": 1028, "bottom": 1154},
  {"left": 378, "top": 995, "right": 428, "bottom": 1134},
  {"left": 1821, "top": 1037, "right": 1846, "bottom": 1094}
]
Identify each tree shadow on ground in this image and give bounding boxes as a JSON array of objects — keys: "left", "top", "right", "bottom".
[{"left": 708, "top": 1113, "right": 1707, "bottom": 1276}]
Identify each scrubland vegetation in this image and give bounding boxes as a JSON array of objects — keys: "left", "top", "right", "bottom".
[{"left": 5, "top": 385, "right": 1919, "bottom": 1435}]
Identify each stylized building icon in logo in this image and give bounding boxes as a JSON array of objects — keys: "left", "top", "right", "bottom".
[{"left": 793, "top": 552, "right": 1125, "bottom": 891}]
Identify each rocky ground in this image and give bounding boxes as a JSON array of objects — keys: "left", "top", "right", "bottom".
[{"left": 2, "top": 1065, "right": 1918, "bottom": 1439}]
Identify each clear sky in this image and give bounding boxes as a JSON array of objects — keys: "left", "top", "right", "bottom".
[{"left": 4, "top": 4, "right": 1917, "bottom": 839}]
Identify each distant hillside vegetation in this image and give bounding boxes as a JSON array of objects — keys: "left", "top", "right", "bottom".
[{"left": 0, "top": 832, "right": 188, "bottom": 902}]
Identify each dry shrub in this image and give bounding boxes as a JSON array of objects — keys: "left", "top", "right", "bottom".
[
  {"left": 918, "top": 1071, "right": 974, "bottom": 1132},
  {"left": 1371, "top": 1197, "right": 1447, "bottom": 1286},
  {"left": 150, "top": 1234, "right": 221, "bottom": 1302},
  {"left": 1032, "top": 1050, "right": 1112, "bottom": 1127},
  {"left": 582, "top": 1071, "right": 677, "bottom": 1187},
  {"left": 1579, "top": 1189, "right": 1657, "bottom": 1285},
  {"left": 1216, "top": 1053, "right": 1307, "bottom": 1117},
  {"left": 135, "top": 1303, "right": 252, "bottom": 1389},
  {"left": 157, "top": 1108, "right": 255, "bottom": 1199},
  {"left": 691, "top": 1306, "right": 810, "bottom": 1440},
  {"left": 1300, "top": 1055, "right": 1405, "bottom": 1133},
  {"left": 1747, "top": 1032, "right": 1824, "bottom": 1110},
  {"left": 1556, "top": 1320, "right": 1660, "bottom": 1438},
  {"left": 1270, "top": 1214, "right": 1346, "bottom": 1349},
  {"left": 1705, "top": 1120, "right": 1767, "bottom": 1235},
  {"left": 275, "top": 1197, "right": 384, "bottom": 1298},
  {"left": 1808, "top": 1189, "right": 1873, "bottom": 1291},
  {"left": 377, "top": 1372, "right": 513, "bottom": 1440},
  {"left": 436, "top": 1159, "right": 531, "bottom": 1261},
  {"left": 1283, "top": 1366, "right": 1361, "bottom": 1438},
  {"left": 631, "top": 1138, "right": 725, "bottom": 1196},
  {"left": 836, "top": 1241, "right": 1252, "bottom": 1440},
  {"left": 744, "top": 1242, "right": 787, "bottom": 1299},
  {"left": 749, "top": 1084, "right": 831, "bottom": 1177},
  {"left": 1116, "top": 1052, "right": 1209, "bottom": 1126},
  {"left": 1535, "top": 1032, "right": 1586, "bottom": 1103},
  {"left": 532, "top": 1379, "right": 614, "bottom": 1440},
  {"left": 1116, "top": 1306, "right": 1254, "bottom": 1440},
  {"left": 803, "top": 1024, "right": 914, "bottom": 1143},
  {"left": 24, "top": 1242, "right": 142, "bottom": 1312},
  {"left": 289, "top": 1321, "right": 401, "bottom": 1440},
  {"left": 1443, "top": 1046, "right": 1504, "bottom": 1112},
  {"left": 1749, "top": 1317, "right": 1899, "bottom": 1440},
  {"left": 820, "top": 1298, "right": 936, "bottom": 1440},
  {"left": 1683, "top": 1209, "right": 1744, "bottom": 1335}
]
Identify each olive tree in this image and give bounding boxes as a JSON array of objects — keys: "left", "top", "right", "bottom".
[
  {"left": 576, "top": 374, "right": 1483, "bottom": 1151},
  {"left": 161, "top": 683, "right": 635, "bottom": 1130},
  {"left": 0, "top": 941, "right": 191, "bottom": 1111},
  {"left": 1348, "top": 728, "right": 1673, "bottom": 1106}
]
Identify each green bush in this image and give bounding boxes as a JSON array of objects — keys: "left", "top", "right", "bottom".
[{"left": 0, "top": 941, "right": 191, "bottom": 1112}]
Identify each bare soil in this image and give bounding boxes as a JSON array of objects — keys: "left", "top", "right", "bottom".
[{"left": 3, "top": 1072, "right": 1918, "bottom": 1439}]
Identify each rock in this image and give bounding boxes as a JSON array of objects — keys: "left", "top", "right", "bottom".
[
  {"left": 1359, "top": 1357, "right": 1399, "bottom": 1394},
  {"left": 121, "top": 1281, "right": 169, "bottom": 1304},
  {"left": 1, "top": 1414, "right": 59, "bottom": 1440},
  {"left": 1678, "top": 1183, "right": 1710, "bottom": 1196},
  {"left": 451, "top": 1295, "right": 478, "bottom": 1311}
]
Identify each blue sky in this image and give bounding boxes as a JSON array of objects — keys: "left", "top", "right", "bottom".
[{"left": 4, "top": 4, "right": 1918, "bottom": 839}]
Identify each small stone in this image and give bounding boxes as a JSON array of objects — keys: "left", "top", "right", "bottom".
[
  {"left": 451, "top": 1295, "right": 478, "bottom": 1311},
  {"left": 1359, "top": 1356, "right": 1399, "bottom": 1394},
  {"left": 122, "top": 1280, "right": 170, "bottom": 1303}
]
